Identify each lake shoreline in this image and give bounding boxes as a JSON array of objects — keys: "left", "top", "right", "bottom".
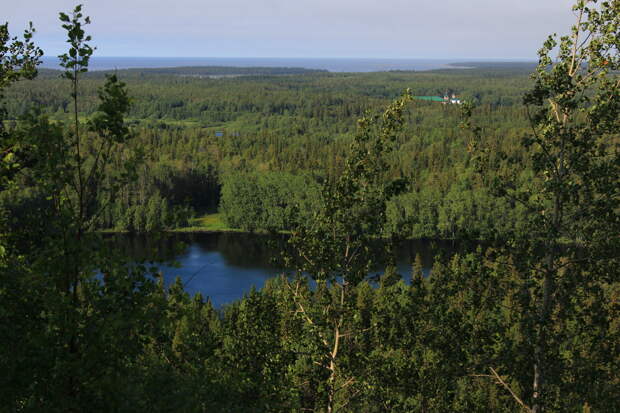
[
  {"left": 101, "top": 227, "right": 470, "bottom": 245},
  {"left": 107, "top": 232, "right": 461, "bottom": 307}
]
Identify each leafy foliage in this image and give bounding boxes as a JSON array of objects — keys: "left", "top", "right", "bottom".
[{"left": 0, "top": 1, "right": 617, "bottom": 412}]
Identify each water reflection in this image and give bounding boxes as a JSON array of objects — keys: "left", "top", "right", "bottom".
[{"left": 109, "top": 233, "right": 463, "bottom": 307}]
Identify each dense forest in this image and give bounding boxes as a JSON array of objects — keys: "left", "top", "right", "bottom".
[
  {"left": 5, "top": 59, "right": 535, "bottom": 237},
  {"left": 1, "top": 1, "right": 619, "bottom": 412}
]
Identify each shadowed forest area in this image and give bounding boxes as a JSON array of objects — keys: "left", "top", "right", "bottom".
[{"left": 0, "top": 1, "right": 618, "bottom": 412}]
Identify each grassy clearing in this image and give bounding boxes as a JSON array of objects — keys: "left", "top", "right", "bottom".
[
  {"left": 172, "top": 213, "right": 239, "bottom": 233},
  {"left": 172, "top": 213, "right": 292, "bottom": 235}
]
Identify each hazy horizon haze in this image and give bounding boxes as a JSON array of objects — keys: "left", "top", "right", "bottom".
[{"left": 4, "top": 0, "right": 577, "bottom": 59}]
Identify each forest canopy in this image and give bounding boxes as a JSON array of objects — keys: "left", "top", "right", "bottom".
[{"left": 0, "top": 1, "right": 618, "bottom": 412}]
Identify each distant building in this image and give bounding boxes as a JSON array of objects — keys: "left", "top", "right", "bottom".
[
  {"left": 442, "top": 93, "right": 462, "bottom": 105},
  {"left": 415, "top": 96, "right": 445, "bottom": 102},
  {"left": 414, "top": 94, "right": 462, "bottom": 105}
]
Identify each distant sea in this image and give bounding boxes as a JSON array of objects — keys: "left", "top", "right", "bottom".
[{"left": 40, "top": 56, "right": 476, "bottom": 73}]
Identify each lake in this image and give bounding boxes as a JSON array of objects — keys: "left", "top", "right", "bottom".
[{"left": 110, "top": 232, "right": 462, "bottom": 307}]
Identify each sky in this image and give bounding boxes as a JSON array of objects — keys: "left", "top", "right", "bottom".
[{"left": 4, "top": 0, "right": 578, "bottom": 59}]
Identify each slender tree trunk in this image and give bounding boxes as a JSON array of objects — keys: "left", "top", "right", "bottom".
[
  {"left": 532, "top": 269, "right": 553, "bottom": 413},
  {"left": 326, "top": 326, "right": 339, "bottom": 413},
  {"left": 326, "top": 283, "right": 345, "bottom": 413},
  {"left": 533, "top": 173, "right": 562, "bottom": 412}
]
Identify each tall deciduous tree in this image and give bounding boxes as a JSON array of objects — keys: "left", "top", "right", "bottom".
[
  {"left": 1, "top": 5, "right": 155, "bottom": 410},
  {"left": 466, "top": 1, "right": 619, "bottom": 410},
  {"left": 286, "top": 90, "right": 411, "bottom": 412}
]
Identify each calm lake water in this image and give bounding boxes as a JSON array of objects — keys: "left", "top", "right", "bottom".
[{"left": 110, "top": 232, "right": 462, "bottom": 307}]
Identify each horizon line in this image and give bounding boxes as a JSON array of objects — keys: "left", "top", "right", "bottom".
[{"left": 40, "top": 55, "right": 538, "bottom": 61}]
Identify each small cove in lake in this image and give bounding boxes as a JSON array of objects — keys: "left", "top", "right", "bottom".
[{"left": 110, "top": 232, "right": 468, "bottom": 307}]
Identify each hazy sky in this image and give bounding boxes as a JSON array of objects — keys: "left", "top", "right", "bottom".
[{"left": 4, "top": 0, "right": 578, "bottom": 59}]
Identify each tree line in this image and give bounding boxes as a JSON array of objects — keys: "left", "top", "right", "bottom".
[
  {"left": 5, "top": 50, "right": 536, "bottom": 236},
  {"left": 0, "top": 1, "right": 618, "bottom": 412}
]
